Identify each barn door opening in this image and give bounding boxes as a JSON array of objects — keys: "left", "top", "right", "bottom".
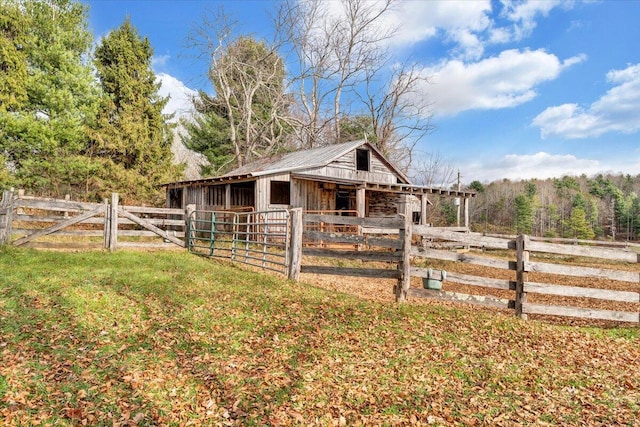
[{"left": 335, "top": 189, "right": 354, "bottom": 214}]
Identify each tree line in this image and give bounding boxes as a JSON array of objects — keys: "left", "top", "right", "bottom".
[{"left": 460, "top": 174, "right": 640, "bottom": 241}]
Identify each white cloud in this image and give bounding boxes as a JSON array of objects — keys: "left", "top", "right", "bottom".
[
  {"left": 500, "top": 0, "right": 567, "bottom": 40},
  {"left": 386, "top": 0, "right": 491, "bottom": 56},
  {"left": 157, "top": 73, "right": 197, "bottom": 121},
  {"left": 300, "top": 1, "right": 573, "bottom": 62},
  {"left": 152, "top": 54, "right": 170, "bottom": 69},
  {"left": 466, "top": 152, "right": 603, "bottom": 182},
  {"left": 533, "top": 63, "right": 640, "bottom": 138},
  {"left": 418, "top": 49, "right": 585, "bottom": 116}
]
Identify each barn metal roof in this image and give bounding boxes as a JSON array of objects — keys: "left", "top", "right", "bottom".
[
  {"left": 224, "top": 139, "right": 411, "bottom": 183},
  {"left": 163, "top": 140, "right": 412, "bottom": 188}
]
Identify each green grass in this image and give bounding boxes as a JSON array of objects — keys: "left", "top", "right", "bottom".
[{"left": 1, "top": 247, "right": 638, "bottom": 426}]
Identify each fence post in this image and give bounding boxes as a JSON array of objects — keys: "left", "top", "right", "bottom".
[
  {"left": 395, "top": 213, "right": 412, "bottom": 302},
  {"left": 102, "top": 198, "right": 110, "bottom": 249},
  {"left": 0, "top": 190, "right": 15, "bottom": 245},
  {"left": 109, "top": 193, "right": 119, "bottom": 251},
  {"left": 515, "top": 234, "right": 529, "bottom": 320},
  {"left": 185, "top": 204, "right": 196, "bottom": 251},
  {"left": 288, "top": 208, "right": 303, "bottom": 281}
]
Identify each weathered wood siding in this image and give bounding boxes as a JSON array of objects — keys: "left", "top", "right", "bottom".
[
  {"left": 302, "top": 165, "right": 399, "bottom": 185},
  {"left": 292, "top": 179, "right": 335, "bottom": 212},
  {"left": 176, "top": 182, "right": 255, "bottom": 210},
  {"left": 257, "top": 174, "right": 290, "bottom": 211},
  {"left": 297, "top": 148, "right": 401, "bottom": 185}
]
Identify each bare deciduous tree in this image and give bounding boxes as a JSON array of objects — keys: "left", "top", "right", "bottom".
[
  {"left": 361, "top": 63, "right": 434, "bottom": 171},
  {"left": 275, "top": 0, "right": 434, "bottom": 173},
  {"left": 276, "top": 0, "right": 395, "bottom": 148},
  {"left": 186, "top": 9, "right": 292, "bottom": 169}
]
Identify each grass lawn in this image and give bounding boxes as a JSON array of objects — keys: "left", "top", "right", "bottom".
[{"left": 1, "top": 247, "right": 638, "bottom": 426}]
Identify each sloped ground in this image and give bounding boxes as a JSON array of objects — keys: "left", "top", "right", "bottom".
[{"left": 1, "top": 248, "right": 638, "bottom": 426}]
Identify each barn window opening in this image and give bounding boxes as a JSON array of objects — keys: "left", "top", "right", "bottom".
[
  {"left": 270, "top": 180, "right": 290, "bottom": 205},
  {"left": 356, "top": 148, "right": 370, "bottom": 171}
]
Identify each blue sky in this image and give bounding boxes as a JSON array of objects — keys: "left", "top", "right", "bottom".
[{"left": 84, "top": 0, "right": 640, "bottom": 184}]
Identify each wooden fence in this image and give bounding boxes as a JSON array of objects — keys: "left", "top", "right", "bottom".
[
  {"left": 409, "top": 227, "right": 640, "bottom": 324},
  {"left": 2, "top": 191, "right": 638, "bottom": 325},
  {"left": 296, "top": 213, "right": 412, "bottom": 302},
  {"left": 0, "top": 190, "right": 187, "bottom": 251}
]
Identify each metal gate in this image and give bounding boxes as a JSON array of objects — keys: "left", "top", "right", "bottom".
[{"left": 187, "top": 209, "right": 291, "bottom": 274}]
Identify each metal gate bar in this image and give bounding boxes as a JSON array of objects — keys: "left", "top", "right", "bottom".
[{"left": 188, "top": 210, "right": 291, "bottom": 275}]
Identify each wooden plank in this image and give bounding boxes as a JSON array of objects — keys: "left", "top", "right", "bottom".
[
  {"left": 303, "top": 248, "right": 401, "bottom": 262},
  {"left": 118, "top": 230, "right": 185, "bottom": 238},
  {"left": 524, "top": 282, "right": 640, "bottom": 303},
  {"left": 413, "top": 227, "right": 514, "bottom": 250},
  {"left": 527, "top": 240, "right": 638, "bottom": 262},
  {"left": 524, "top": 261, "right": 640, "bottom": 283},
  {"left": 13, "top": 228, "right": 105, "bottom": 237},
  {"left": 22, "top": 241, "right": 103, "bottom": 250},
  {"left": 116, "top": 242, "right": 180, "bottom": 249},
  {"left": 522, "top": 303, "right": 639, "bottom": 323},
  {"left": 516, "top": 234, "right": 529, "bottom": 320},
  {"left": 397, "top": 214, "right": 412, "bottom": 302},
  {"left": 103, "top": 198, "right": 110, "bottom": 250},
  {"left": 109, "top": 193, "right": 118, "bottom": 251},
  {"left": 120, "top": 206, "right": 185, "bottom": 215},
  {"left": 13, "top": 205, "right": 105, "bottom": 246},
  {"left": 15, "top": 198, "right": 102, "bottom": 212},
  {"left": 119, "top": 209, "right": 184, "bottom": 247},
  {"left": 413, "top": 226, "right": 470, "bottom": 234},
  {"left": 411, "top": 247, "right": 513, "bottom": 270},
  {"left": 410, "top": 268, "right": 514, "bottom": 290},
  {"left": 303, "top": 230, "right": 402, "bottom": 249},
  {"left": 119, "top": 218, "right": 185, "bottom": 227},
  {"left": 361, "top": 227, "right": 402, "bottom": 235},
  {"left": 288, "top": 208, "right": 303, "bottom": 281},
  {"left": 300, "top": 265, "right": 400, "bottom": 279},
  {"left": 14, "top": 214, "right": 105, "bottom": 224},
  {"left": 304, "top": 213, "right": 403, "bottom": 228},
  {"left": 407, "top": 288, "right": 514, "bottom": 310}
]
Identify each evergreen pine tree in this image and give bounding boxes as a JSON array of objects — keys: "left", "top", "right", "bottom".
[
  {"left": 91, "top": 18, "right": 182, "bottom": 204},
  {"left": 0, "top": 0, "right": 99, "bottom": 196},
  {"left": 564, "top": 207, "right": 595, "bottom": 239},
  {"left": 514, "top": 193, "right": 534, "bottom": 234}
]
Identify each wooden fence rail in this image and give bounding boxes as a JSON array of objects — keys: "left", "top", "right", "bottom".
[
  {"left": 410, "top": 228, "right": 640, "bottom": 324},
  {"left": 0, "top": 191, "right": 188, "bottom": 250},
  {"left": 298, "top": 213, "right": 412, "bottom": 302}
]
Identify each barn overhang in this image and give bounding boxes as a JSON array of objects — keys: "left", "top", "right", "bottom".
[{"left": 291, "top": 173, "right": 476, "bottom": 198}]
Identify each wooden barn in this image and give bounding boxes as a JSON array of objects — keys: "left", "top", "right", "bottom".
[{"left": 163, "top": 140, "right": 474, "bottom": 225}]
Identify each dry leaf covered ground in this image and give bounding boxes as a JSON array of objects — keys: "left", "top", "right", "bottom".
[{"left": 1, "top": 248, "right": 638, "bottom": 426}]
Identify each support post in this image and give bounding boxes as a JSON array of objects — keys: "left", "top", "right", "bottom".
[
  {"left": 515, "top": 234, "right": 529, "bottom": 320},
  {"left": 0, "top": 190, "right": 15, "bottom": 245},
  {"left": 420, "top": 194, "right": 428, "bottom": 225},
  {"left": 356, "top": 187, "right": 365, "bottom": 250},
  {"left": 356, "top": 187, "right": 365, "bottom": 219},
  {"left": 225, "top": 184, "right": 231, "bottom": 211},
  {"left": 463, "top": 197, "right": 470, "bottom": 229},
  {"left": 102, "top": 198, "right": 110, "bottom": 249},
  {"left": 288, "top": 208, "right": 303, "bottom": 281},
  {"left": 185, "top": 204, "right": 196, "bottom": 251},
  {"left": 395, "top": 213, "right": 412, "bottom": 302},
  {"left": 109, "top": 193, "right": 119, "bottom": 252},
  {"left": 64, "top": 194, "right": 70, "bottom": 218}
]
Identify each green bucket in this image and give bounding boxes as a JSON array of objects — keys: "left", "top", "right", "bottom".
[{"left": 422, "top": 268, "right": 446, "bottom": 291}]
